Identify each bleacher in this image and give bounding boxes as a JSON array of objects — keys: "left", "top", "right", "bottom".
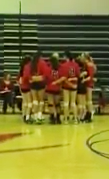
[
  {"left": 4, "top": 14, "right": 38, "bottom": 77},
  {"left": 0, "top": 15, "right": 3, "bottom": 77}
]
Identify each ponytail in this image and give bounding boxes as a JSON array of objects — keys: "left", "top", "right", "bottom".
[
  {"left": 50, "top": 56, "right": 59, "bottom": 70},
  {"left": 19, "top": 55, "right": 31, "bottom": 77},
  {"left": 31, "top": 51, "right": 42, "bottom": 75},
  {"left": 81, "top": 52, "right": 97, "bottom": 73}
]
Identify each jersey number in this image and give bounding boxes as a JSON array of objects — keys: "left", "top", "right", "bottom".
[
  {"left": 68, "top": 68, "right": 75, "bottom": 77},
  {"left": 52, "top": 70, "right": 59, "bottom": 80}
]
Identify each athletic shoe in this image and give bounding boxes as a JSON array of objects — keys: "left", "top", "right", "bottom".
[
  {"left": 73, "top": 118, "right": 79, "bottom": 125},
  {"left": 64, "top": 117, "right": 69, "bottom": 125},
  {"left": 49, "top": 114, "right": 55, "bottom": 124},
  {"left": 56, "top": 114, "right": 61, "bottom": 124}
]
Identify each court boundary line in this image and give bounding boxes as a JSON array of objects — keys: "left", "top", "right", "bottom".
[{"left": 86, "top": 129, "right": 109, "bottom": 160}]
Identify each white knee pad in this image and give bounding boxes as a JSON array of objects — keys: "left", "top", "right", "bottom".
[
  {"left": 63, "top": 102, "right": 69, "bottom": 107},
  {"left": 28, "top": 103, "right": 32, "bottom": 108},
  {"left": 78, "top": 105, "right": 82, "bottom": 109},
  {"left": 87, "top": 101, "right": 92, "bottom": 105},
  {"left": 33, "top": 100, "right": 38, "bottom": 105},
  {"left": 71, "top": 103, "right": 76, "bottom": 107},
  {"left": 39, "top": 101, "right": 44, "bottom": 106},
  {"left": 23, "top": 103, "right": 27, "bottom": 107}
]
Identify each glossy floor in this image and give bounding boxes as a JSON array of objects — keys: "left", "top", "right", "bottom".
[{"left": 0, "top": 115, "right": 109, "bottom": 179}]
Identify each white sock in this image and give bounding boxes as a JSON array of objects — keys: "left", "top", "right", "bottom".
[
  {"left": 91, "top": 110, "right": 94, "bottom": 120},
  {"left": 81, "top": 106, "right": 86, "bottom": 120},
  {"left": 26, "top": 115, "right": 30, "bottom": 121},
  {"left": 38, "top": 112, "right": 42, "bottom": 119},
  {"left": 34, "top": 113, "right": 38, "bottom": 120}
]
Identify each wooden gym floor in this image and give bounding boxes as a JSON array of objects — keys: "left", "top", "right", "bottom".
[{"left": 0, "top": 115, "right": 109, "bottom": 179}]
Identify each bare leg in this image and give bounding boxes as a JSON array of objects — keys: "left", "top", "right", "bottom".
[
  {"left": 31, "top": 90, "right": 38, "bottom": 120},
  {"left": 37, "top": 89, "right": 45, "bottom": 120},
  {"left": 70, "top": 90, "right": 78, "bottom": 124},
  {"left": 47, "top": 93, "right": 56, "bottom": 124},
  {"left": 63, "top": 89, "right": 70, "bottom": 124}
]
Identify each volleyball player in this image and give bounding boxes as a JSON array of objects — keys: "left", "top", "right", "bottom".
[
  {"left": 76, "top": 56, "right": 87, "bottom": 122},
  {"left": 18, "top": 55, "right": 32, "bottom": 123},
  {"left": 81, "top": 53, "right": 96, "bottom": 122},
  {"left": 53, "top": 51, "right": 80, "bottom": 124},
  {"left": 30, "top": 51, "right": 48, "bottom": 122},
  {"left": 46, "top": 53, "right": 61, "bottom": 124}
]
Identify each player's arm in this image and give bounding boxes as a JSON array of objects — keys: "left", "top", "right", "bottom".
[
  {"left": 52, "top": 64, "right": 67, "bottom": 85},
  {"left": 52, "top": 76, "right": 66, "bottom": 85},
  {"left": 68, "top": 77, "right": 78, "bottom": 82},
  {"left": 82, "top": 76, "right": 90, "bottom": 83},
  {"left": 80, "top": 71, "right": 87, "bottom": 78},
  {"left": 82, "top": 65, "right": 93, "bottom": 83},
  {"left": 65, "top": 80, "right": 77, "bottom": 88},
  {"left": 32, "top": 60, "right": 49, "bottom": 82},
  {"left": 93, "top": 78, "right": 97, "bottom": 82}
]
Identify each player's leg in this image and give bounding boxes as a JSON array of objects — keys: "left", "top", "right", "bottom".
[
  {"left": 70, "top": 90, "right": 78, "bottom": 124},
  {"left": 81, "top": 94, "right": 86, "bottom": 121},
  {"left": 22, "top": 92, "right": 28, "bottom": 121},
  {"left": 86, "top": 87, "right": 93, "bottom": 122},
  {"left": 31, "top": 89, "right": 38, "bottom": 121},
  {"left": 63, "top": 89, "right": 70, "bottom": 124},
  {"left": 26, "top": 91, "right": 32, "bottom": 122},
  {"left": 47, "top": 93, "right": 56, "bottom": 124},
  {"left": 77, "top": 85, "right": 86, "bottom": 122},
  {"left": 77, "top": 94, "right": 83, "bottom": 121},
  {"left": 37, "top": 89, "right": 45, "bottom": 121},
  {"left": 54, "top": 93, "right": 61, "bottom": 124},
  {"left": 2, "top": 93, "right": 8, "bottom": 114}
]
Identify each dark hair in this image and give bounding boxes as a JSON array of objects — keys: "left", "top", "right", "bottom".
[
  {"left": 4, "top": 73, "right": 10, "bottom": 80},
  {"left": 19, "top": 55, "right": 31, "bottom": 76},
  {"left": 76, "top": 55, "right": 81, "bottom": 63},
  {"left": 65, "top": 51, "right": 72, "bottom": 61},
  {"left": 31, "top": 51, "right": 42, "bottom": 74},
  {"left": 50, "top": 56, "right": 59, "bottom": 70}
]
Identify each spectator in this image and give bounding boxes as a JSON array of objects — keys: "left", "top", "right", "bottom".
[{"left": 0, "top": 73, "right": 14, "bottom": 113}]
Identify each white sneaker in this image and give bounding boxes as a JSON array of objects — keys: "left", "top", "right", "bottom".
[
  {"left": 74, "top": 119, "right": 79, "bottom": 125},
  {"left": 64, "top": 118, "right": 69, "bottom": 124},
  {"left": 64, "top": 120, "right": 68, "bottom": 125},
  {"left": 26, "top": 115, "right": 30, "bottom": 121},
  {"left": 34, "top": 113, "right": 38, "bottom": 121},
  {"left": 38, "top": 112, "right": 42, "bottom": 119}
]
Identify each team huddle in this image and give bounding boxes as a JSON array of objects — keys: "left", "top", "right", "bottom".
[{"left": 18, "top": 51, "right": 96, "bottom": 124}]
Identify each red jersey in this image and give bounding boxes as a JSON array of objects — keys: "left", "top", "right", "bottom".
[
  {"left": 0, "top": 80, "right": 13, "bottom": 92},
  {"left": 86, "top": 63, "right": 95, "bottom": 88},
  {"left": 33, "top": 59, "right": 48, "bottom": 78},
  {"left": 46, "top": 65, "right": 61, "bottom": 93},
  {"left": 19, "top": 62, "right": 31, "bottom": 90},
  {"left": 31, "top": 59, "right": 48, "bottom": 86},
  {"left": 60, "top": 60, "right": 80, "bottom": 89}
]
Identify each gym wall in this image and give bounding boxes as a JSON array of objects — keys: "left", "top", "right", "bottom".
[{"left": 0, "top": 0, "right": 109, "bottom": 14}]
